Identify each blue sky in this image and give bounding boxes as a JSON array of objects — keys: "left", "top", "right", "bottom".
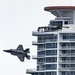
[{"left": 0, "top": 0, "right": 75, "bottom": 75}]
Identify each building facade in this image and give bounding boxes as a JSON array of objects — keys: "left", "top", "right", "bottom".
[{"left": 26, "top": 6, "right": 75, "bottom": 75}]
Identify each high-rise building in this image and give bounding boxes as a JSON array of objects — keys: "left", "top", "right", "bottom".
[{"left": 26, "top": 6, "right": 75, "bottom": 75}]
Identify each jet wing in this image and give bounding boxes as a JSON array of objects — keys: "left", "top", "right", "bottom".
[
  {"left": 17, "top": 54, "right": 24, "bottom": 62},
  {"left": 16, "top": 45, "right": 23, "bottom": 50}
]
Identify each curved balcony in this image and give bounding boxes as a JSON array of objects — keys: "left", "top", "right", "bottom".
[
  {"left": 32, "top": 39, "right": 57, "bottom": 45},
  {"left": 32, "top": 31, "right": 56, "bottom": 36},
  {"left": 32, "top": 55, "right": 45, "bottom": 59},
  {"left": 32, "top": 41, "right": 45, "bottom": 45},
  {"left": 26, "top": 68, "right": 45, "bottom": 74}
]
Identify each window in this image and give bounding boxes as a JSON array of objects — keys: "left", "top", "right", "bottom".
[
  {"left": 71, "top": 50, "right": 75, "bottom": 54},
  {"left": 38, "top": 51, "right": 45, "bottom": 56},
  {"left": 46, "top": 72, "right": 57, "bottom": 75},
  {"left": 71, "top": 57, "right": 75, "bottom": 61},
  {"left": 46, "top": 50, "right": 57, "bottom": 55},
  {"left": 46, "top": 57, "right": 57, "bottom": 63},
  {"left": 46, "top": 35, "right": 57, "bottom": 42},
  {"left": 62, "top": 57, "right": 71, "bottom": 61},
  {"left": 64, "top": 21, "right": 68, "bottom": 24},
  {"left": 37, "top": 58, "right": 45, "bottom": 62},
  {"left": 63, "top": 34, "right": 69, "bottom": 40},
  {"left": 32, "top": 73, "right": 38, "bottom": 75},
  {"left": 50, "top": 21, "right": 62, "bottom": 26},
  {"left": 63, "top": 33, "right": 75, "bottom": 41},
  {"left": 46, "top": 64, "right": 57, "bottom": 70},
  {"left": 39, "top": 73, "right": 44, "bottom": 75},
  {"left": 46, "top": 43, "right": 57, "bottom": 48},
  {"left": 71, "top": 72, "right": 75, "bottom": 75},
  {"left": 38, "top": 44, "right": 45, "bottom": 50},
  {"left": 62, "top": 72, "right": 75, "bottom": 75}
]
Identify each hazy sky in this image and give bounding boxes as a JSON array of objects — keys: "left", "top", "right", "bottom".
[{"left": 0, "top": 0, "right": 75, "bottom": 75}]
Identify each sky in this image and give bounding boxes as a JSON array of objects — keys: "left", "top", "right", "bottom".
[{"left": 0, "top": 0, "right": 75, "bottom": 75}]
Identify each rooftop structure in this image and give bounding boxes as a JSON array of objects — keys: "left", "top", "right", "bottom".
[{"left": 27, "top": 6, "right": 75, "bottom": 75}]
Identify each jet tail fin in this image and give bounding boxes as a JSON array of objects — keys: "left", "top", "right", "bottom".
[
  {"left": 24, "top": 48, "right": 30, "bottom": 53},
  {"left": 17, "top": 45, "right": 23, "bottom": 50},
  {"left": 26, "top": 55, "right": 30, "bottom": 60}
]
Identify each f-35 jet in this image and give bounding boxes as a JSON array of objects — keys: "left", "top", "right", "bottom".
[{"left": 3, "top": 45, "right": 30, "bottom": 62}]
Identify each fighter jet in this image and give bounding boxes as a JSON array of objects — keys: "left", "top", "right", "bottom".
[{"left": 3, "top": 45, "right": 30, "bottom": 62}]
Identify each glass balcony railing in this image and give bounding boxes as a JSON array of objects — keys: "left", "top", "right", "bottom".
[
  {"left": 26, "top": 68, "right": 45, "bottom": 73},
  {"left": 32, "top": 39, "right": 57, "bottom": 45},
  {"left": 32, "top": 41, "right": 45, "bottom": 45},
  {"left": 59, "top": 53, "right": 75, "bottom": 56},
  {"left": 26, "top": 68, "right": 36, "bottom": 73},
  {"left": 32, "top": 55, "right": 45, "bottom": 59},
  {"left": 63, "top": 39, "right": 75, "bottom": 41},
  {"left": 59, "top": 67, "right": 75, "bottom": 70},
  {"left": 60, "top": 46, "right": 75, "bottom": 49},
  {"left": 59, "top": 60, "right": 75, "bottom": 63},
  {"left": 37, "top": 62, "right": 45, "bottom": 65},
  {"left": 38, "top": 48, "right": 45, "bottom": 51},
  {"left": 46, "top": 39, "right": 57, "bottom": 42},
  {"left": 60, "top": 39, "right": 75, "bottom": 41}
]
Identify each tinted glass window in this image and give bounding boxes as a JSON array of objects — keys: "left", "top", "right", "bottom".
[
  {"left": 46, "top": 50, "right": 57, "bottom": 55},
  {"left": 50, "top": 21, "right": 62, "bottom": 26},
  {"left": 46, "top": 72, "right": 57, "bottom": 75},
  {"left": 46, "top": 43, "right": 57, "bottom": 48},
  {"left": 46, "top": 64, "right": 57, "bottom": 70},
  {"left": 46, "top": 57, "right": 57, "bottom": 62}
]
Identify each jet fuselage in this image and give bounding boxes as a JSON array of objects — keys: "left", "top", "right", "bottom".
[
  {"left": 4, "top": 49, "right": 27, "bottom": 56},
  {"left": 3, "top": 45, "right": 30, "bottom": 62}
]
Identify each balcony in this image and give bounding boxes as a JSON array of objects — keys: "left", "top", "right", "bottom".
[
  {"left": 32, "top": 41, "right": 45, "bottom": 45},
  {"left": 37, "top": 62, "right": 45, "bottom": 66},
  {"left": 59, "top": 39, "right": 75, "bottom": 42},
  {"left": 59, "top": 60, "right": 75, "bottom": 64},
  {"left": 60, "top": 46, "right": 75, "bottom": 49},
  {"left": 59, "top": 67, "right": 75, "bottom": 70},
  {"left": 32, "top": 31, "right": 56, "bottom": 36},
  {"left": 32, "top": 55, "right": 45, "bottom": 59},
  {"left": 38, "top": 48, "right": 45, "bottom": 51},
  {"left": 26, "top": 68, "right": 45, "bottom": 74},
  {"left": 32, "top": 39, "right": 57, "bottom": 45},
  {"left": 46, "top": 39, "right": 57, "bottom": 42},
  {"left": 59, "top": 53, "right": 75, "bottom": 57}
]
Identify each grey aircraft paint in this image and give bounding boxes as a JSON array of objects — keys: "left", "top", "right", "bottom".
[{"left": 3, "top": 45, "right": 30, "bottom": 62}]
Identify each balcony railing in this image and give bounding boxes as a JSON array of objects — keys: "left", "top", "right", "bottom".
[
  {"left": 32, "top": 55, "right": 45, "bottom": 59},
  {"left": 26, "top": 68, "right": 36, "bottom": 73},
  {"left": 46, "top": 39, "right": 57, "bottom": 42},
  {"left": 38, "top": 48, "right": 45, "bottom": 51},
  {"left": 59, "top": 67, "right": 75, "bottom": 70},
  {"left": 37, "top": 62, "right": 45, "bottom": 65},
  {"left": 32, "top": 41, "right": 45, "bottom": 45},
  {"left": 60, "top": 46, "right": 75, "bottom": 49},
  {"left": 59, "top": 53, "right": 75, "bottom": 56},
  {"left": 60, "top": 39, "right": 75, "bottom": 42},
  {"left": 59, "top": 60, "right": 75, "bottom": 63},
  {"left": 26, "top": 68, "right": 45, "bottom": 73},
  {"left": 32, "top": 39, "right": 57, "bottom": 45}
]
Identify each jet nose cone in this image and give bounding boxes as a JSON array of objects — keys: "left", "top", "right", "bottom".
[
  {"left": 3, "top": 50, "right": 7, "bottom": 52},
  {"left": 3, "top": 50, "right": 9, "bottom": 52}
]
